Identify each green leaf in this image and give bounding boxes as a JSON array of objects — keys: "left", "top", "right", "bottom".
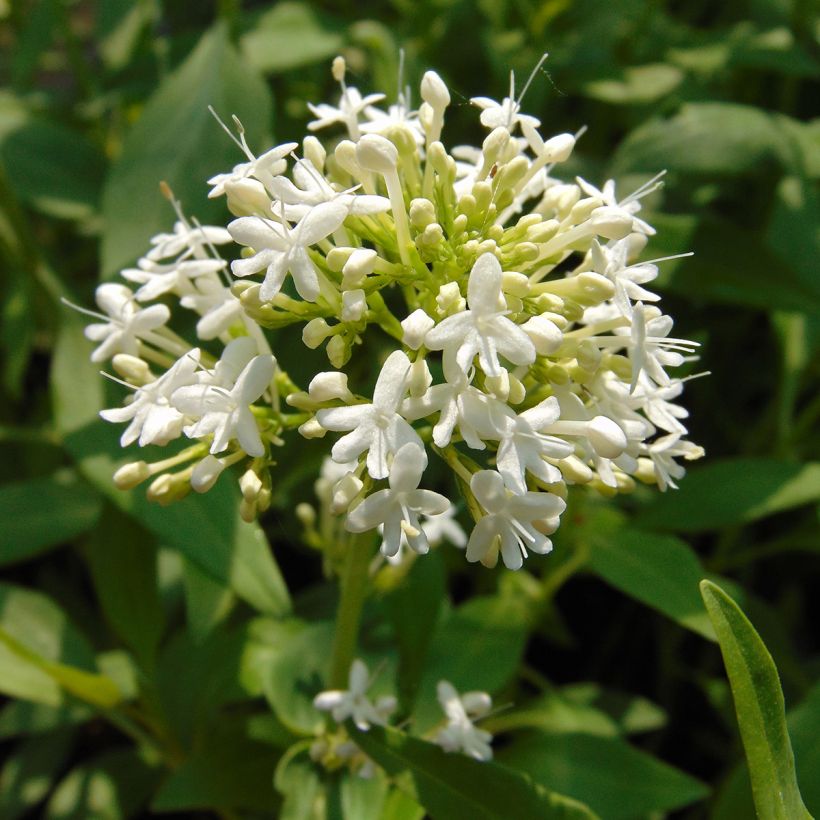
[
  {"left": 699, "top": 580, "right": 811, "bottom": 819},
  {"left": 714, "top": 680, "right": 820, "bottom": 818},
  {"left": 487, "top": 684, "right": 666, "bottom": 739},
  {"left": 583, "top": 64, "right": 683, "bottom": 104},
  {"left": 273, "top": 742, "right": 324, "bottom": 819},
  {"left": 45, "top": 748, "right": 160, "bottom": 820},
  {"left": 351, "top": 724, "right": 600, "bottom": 820},
  {"left": 586, "top": 528, "right": 715, "bottom": 639},
  {"left": 84, "top": 505, "right": 164, "bottom": 668},
  {"left": 241, "top": 2, "right": 344, "bottom": 74},
  {"left": 151, "top": 720, "right": 279, "bottom": 813},
  {"left": 264, "top": 620, "right": 335, "bottom": 735},
  {"left": 638, "top": 459, "right": 820, "bottom": 532},
  {"left": 612, "top": 103, "right": 790, "bottom": 177},
  {"left": 333, "top": 771, "right": 389, "bottom": 820},
  {"left": 154, "top": 626, "right": 247, "bottom": 747},
  {"left": 383, "top": 551, "right": 446, "bottom": 712},
  {"left": 51, "top": 313, "right": 291, "bottom": 617},
  {"left": 0, "top": 700, "right": 90, "bottom": 740},
  {"left": 100, "top": 23, "right": 273, "bottom": 277},
  {"left": 0, "top": 583, "right": 100, "bottom": 706},
  {"left": 181, "top": 556, "right": 235, "bottom": 642},
  {"left": 0, "top": 470, "right": 102, "bottom": 566},
  {"left": 0, "top": 119, "right": 106, "bottom": 220},
  {"left": 646, "top": 213, "right": 820, "bottom": 314},
  {"left": 0, "top": 728, "right": 76, "bottom": 820},
  {"left": 499, "top": 732, "right": 708, "bottom": 819}
]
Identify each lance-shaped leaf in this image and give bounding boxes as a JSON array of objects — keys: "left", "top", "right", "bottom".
[{"left": 700, "top": 580, "right": 811, "bottom": 820}]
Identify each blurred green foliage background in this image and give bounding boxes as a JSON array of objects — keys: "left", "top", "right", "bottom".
[{"left": 0, "top": 0, "right": 818, "bottom": 817}]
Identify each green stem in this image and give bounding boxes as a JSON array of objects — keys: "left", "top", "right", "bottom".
[{"left": 328, "top": 532, "right": 376, "bottom": 688}]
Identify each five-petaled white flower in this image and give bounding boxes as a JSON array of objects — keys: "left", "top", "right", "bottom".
[
  {"left": 495, "top": 397, "right": 574, "bottom": 493},
  {"left": 172, "top": 337, "right": 274, "bottom": 457},
  {"left": 425, "top": 253, "right": 536, "bottom": 377},
  {"left": 100, "top": 350, "right": 200, "bottom": 447},
  {"left": 629, "top": 303, "right": 699, "bottom": 391},
  {"left": 84, "top": 284, "right": 171, "bottom": 363},
  {"left": 229, "top": 200, "right": 349, "bottom": 302},
  {"left": 313, "top": 658, "right": 396, "bottom": 731},
  {"left": 466, "top": 470, "right": 566, "bottom": 570},
  {"left": 346, "top": 443, "right": 449, "bottom": 558},
  {"left": 434, "top": 680, "right": 494, "bottom": 761},
  {"left": 145, "top": 221, "right": 232, "bottom": 262},
  {"left": 317, "top": 350, "right": 422, "bottom": 480}
]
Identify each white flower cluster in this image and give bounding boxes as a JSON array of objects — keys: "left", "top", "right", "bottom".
[
  {"left": 311, "top": 658, "right": 493, "bottom": 776},
  {"left": 82, "top": 55, "right": 703, "bottom": 560}
]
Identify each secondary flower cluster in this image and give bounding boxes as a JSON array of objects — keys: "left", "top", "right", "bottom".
[
  {"left": 82, "top": 55, "right": 703, "bottom": 567},
  {"left": 311, "top": 658, "right": 494, "bottom": 777}
]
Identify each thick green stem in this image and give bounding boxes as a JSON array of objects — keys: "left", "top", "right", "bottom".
[{"left": 328, "top": 532, "right": 376, "bottom": 688}]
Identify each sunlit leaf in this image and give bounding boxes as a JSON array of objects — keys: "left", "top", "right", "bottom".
[
  {"left": 100, "top": 23, "right": 273, "bottom": 277},
  {"left": 700, "top": 580, "right": 810, "bottom": 819}
]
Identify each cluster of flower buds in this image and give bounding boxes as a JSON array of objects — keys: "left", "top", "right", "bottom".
[
  {"left": 311, "top": 658, "right": 493, "bottom": 777},
  {"left": 81, "top": 54, "right": 703, "bottom": 565}
]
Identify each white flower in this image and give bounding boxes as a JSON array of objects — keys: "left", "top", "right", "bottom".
[
  {"left": 576, "top": 174, "right": 662, "bottom": 236},
  {"left": 495, "top": 398, "right": 574, "bottom": 493},
  {"left": 267, "top": 158, "right": 390, "bottom": 220},
  {"left": 229, "top": 200, "right": 349, "bottom": 302},
  {"left": 646, "top": 433, "right": 704, "bottom": 491},
  {"left": 145, "top": 221, "right": 232, "bottom": 262},
  {"left": 629, "top": 303, "right": 698, "bottom": 390},
  {"left": 207, "top": 140, "right": 298, "bottom": 199},
  {"left": 172, "top": 337, "right": 274, "bottom": 457},
  {"left": 308, "top": 86, "right": 386, "bottom": 139},
  {"left": 466, "top": 470, "right": 566, "bottom": 570},
  {"left": 179, "top": 277, "right": 245, "bottom": 340},
  {"left": 434, "top": 680, "right": 493, "bottom": 761},
  {"left": 346, "top": 443, "right": 449, "bottom": 558},
  {"left": 317, "top": 350, "right": 422, "bottom": 480},
  {"left": 84, "top": 284, "right": 170, "bottom": 362},
  {"left": 425, "top": 253, "right": 536, "bottom": 377},
  {"left": 122, "top": 258, "right": 227, "bottom": 302},
  {"left": 470, "top": 83, "right": 540, "bottom": 134},
  {"left": 401, "top": 357, "right": 506, "bottom": 450},
  {"left": 313, "top": 659, "right": 396, "bottom": 731},
  {"left": 589, "top": 239, "right": 659, "bottom": 317},
  {"left": 100, "top": 350, "right": 200, "bottom": 447},
  {"left": 421, "top": 505, "right": 467, "bottom": 549}
]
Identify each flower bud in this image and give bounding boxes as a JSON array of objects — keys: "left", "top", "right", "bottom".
[
  {"left": 224, "top": 178, "right": 271, "bottom": 216},
  {"left": 342, "top": 248, "right": 377, "bottom": 288},
  {"left": 331, "top": 472, "right": 364, "bottom": 513},
  {"left": 302, "top": 318, "right": 332, "bottom": 349},
  {"left": 326, "top": 334, "right": 349, "bottom": 368},
  {"left": 303, "top": 135, "right": 326, "bottom": 172},
  {"left": 587, "top": 416, "right": 627, "bottom": 459},
  {"left": 112, "top": 354, "right": 152, "bottom": 385},
  {"left": 401, "top": 309, "right": 435, "bottom": 350},
  {"left": 308, "top": 371, "right": 353, "bottom": 403},
  {"left": 420, "top": 70, "right": 450, "bottom": 110},
  {"left": 113, "top": 461, "right": 151, "bottom": 490},
  {"left": 298, "top": 417, "right": 327, "bottom": 439},
  {"left": 408, "top": 358, "right": 433, "bottom": 397},
  {"left": 356, "top": 134, "right": 398, "bottom": 174},
  {"left": 522, "top": 314, "right": 563, "bottom": 355},
  {"left": 409, "top": 198, "right": 437, "bottom": 230},
  {"left": 541, "top": 132, "right": 575, "bottom": 162},
  {"left": 240, "top": 468, "right": 263, "bottom": 502},
  {"left": 436, "top": 282, "right": 465, "bottom": 316},
  {"left": 589, "top": 206, "right": 634, "bottom": 240},
  {"left": 341, "top": 289, "right": 367, "bottom": 322},
  {"left": 191, "top": 455, "right": 226, "bottom": 493},
  {"left": 332, "top": 55, "right": 346, "bottom": 83}
]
